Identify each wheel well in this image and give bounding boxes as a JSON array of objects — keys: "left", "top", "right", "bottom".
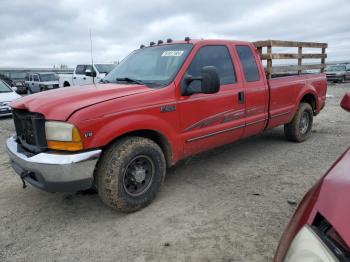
[
  {"left": 300, "top": 94, "right": 316, "bottom": 114},
  {"left": 63, "top": 81, "right": 70, "bottom": 87},
  {"left": 116, "top": 130, "right": 173, "bottom": 167}
]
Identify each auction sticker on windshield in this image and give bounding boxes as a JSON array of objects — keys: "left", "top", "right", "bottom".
[{"left": 161, "top": 51, "right": 184, "bottom": 57}]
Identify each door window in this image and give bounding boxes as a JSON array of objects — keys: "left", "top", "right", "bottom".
[
  {"left": 33, "top": 75, "right": 39, "bottom": 82},
  {"left": 85, "top": 65, "right": 96, "bottom": 73},
  {"left": 185, "top": 45, "right": 236, "bottom": 91},
  {"left": 75, "top": 65, "right": 86, "bottom": 75}
]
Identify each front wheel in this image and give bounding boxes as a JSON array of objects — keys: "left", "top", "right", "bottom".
[
  {"left": 284, "top": 103, "right": 313, "bottom": 142},
  {"left": 96, "top": 137, "right": 166, "bottom": 212}
]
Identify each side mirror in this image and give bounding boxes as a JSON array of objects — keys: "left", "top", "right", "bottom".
[
  {"left": 341, "top": 92, "right": 350, "bottom": 112},
  {"left": 85, "top": 69, "right": 97, "bottom": 77},
  {"left": 182, "top": 66, "right": 220, "bottom": 96}
]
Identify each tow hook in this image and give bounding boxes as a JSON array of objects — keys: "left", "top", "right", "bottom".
[{"left": 19, "top": 172, "right": 29, "bottom": 189}]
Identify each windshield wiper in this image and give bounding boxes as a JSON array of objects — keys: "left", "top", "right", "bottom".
[{"left": 116, "top": 77, "right": 146, "bottom": 86}]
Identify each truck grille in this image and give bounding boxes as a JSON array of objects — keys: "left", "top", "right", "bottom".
[{"left": 12, "top": 109, "right": 47, "bottom": 153}]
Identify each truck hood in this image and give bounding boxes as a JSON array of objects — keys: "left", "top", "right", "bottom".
[
  {"left": 40, "top": 81, "right": 59, "bottom": 85},
  {"left": 317, "top": 148, "right": 350, "bottom": 247},
  {"left": 326, "top": 71, "right": 344, "bottom": 74},
  {"left": 10, "top": 83, "right": 152, "bottom": 121},
  {"left": 0, "top": 91, "right": 21, "bottom": 103}
]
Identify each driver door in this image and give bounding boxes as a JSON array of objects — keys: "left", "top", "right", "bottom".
[{"left": 178, "top": 45, "right": 245, "bottom": 157}]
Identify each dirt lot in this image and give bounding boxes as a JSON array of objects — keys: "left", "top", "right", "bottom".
[{"left": 0, "top": 83, "right": 349, "bottom": 262}]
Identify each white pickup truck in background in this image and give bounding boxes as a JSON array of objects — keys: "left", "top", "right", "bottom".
[{"left": 59, "top": 63, "right": 116, "bottom": 87}]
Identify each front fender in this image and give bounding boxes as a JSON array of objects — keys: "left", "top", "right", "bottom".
[{"left": 77, "top": 113, "right": 182, "bottom": 164}]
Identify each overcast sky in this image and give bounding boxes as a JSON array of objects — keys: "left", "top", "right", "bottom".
[{"left": 1, "top": 0, "right": 349, "bottom": 67}]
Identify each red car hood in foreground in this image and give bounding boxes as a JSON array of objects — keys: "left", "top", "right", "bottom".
[
  {"left": 316, "top": 148, "right": 350, "bottom": 246},
  {"left": 10, "top": 83, "right": 152, "bottom": 121}
]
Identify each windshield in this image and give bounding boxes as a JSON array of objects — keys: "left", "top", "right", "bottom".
[
  {"left": 326, "top": 65, "right": 346, "bottom": 72},
  {"left": 95, "top": 64, "right": 115, "bottom": 74},
  {"left": 0, "top": 80, "right": 12, "bottom": 93},
  {"left": 104, "top": 44, "right": 193, "bottom": 87},
  {"left": 39, "top": 73, "right": 58, "bottom": 82}
]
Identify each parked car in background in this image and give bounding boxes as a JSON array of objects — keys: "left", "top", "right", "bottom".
[
  {"left": 0, "top": 73, "right": 14, "bottom": 87},
  {"left": 25, "top": 72, "right": 59, "bottom": 94},
  {"left": 274, "top": 92, "right": 350, "bottom": 262},
  {"left": 5, "top": 72, "right": 27, "bottom": 94},
  {"left": 325, "top": 64, "right": 350, "bottom": 83},
  {"left": 59, "top": 63, "right": 116, "bottom": 87},
  {"left": 7, "top": 39, "right": 327, "bottom": 212},
  {"left": 0, "top": 80, "right": 21, "bottom": 117}
]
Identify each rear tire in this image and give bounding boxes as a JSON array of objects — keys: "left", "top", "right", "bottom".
[
  {"left": 284, "top": 103, "right": 313, "bottom": 142},
  {"left": 96, "top": 137, "right": 166, "bottom": 212}
]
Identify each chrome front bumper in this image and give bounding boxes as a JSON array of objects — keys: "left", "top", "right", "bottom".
[
  {"left": 6, "top": 136, "right": 102, "bottom": 192},
  {"left": 0, "top": 106, "right": 12, "bottom": 116}
]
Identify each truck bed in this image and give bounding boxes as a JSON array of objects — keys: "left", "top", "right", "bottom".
[{"left": 267, "top": 73, "right": 327, "bottom": 129}]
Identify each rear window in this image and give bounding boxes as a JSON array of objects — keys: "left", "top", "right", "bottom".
[{"left": 236, "top": 45, "right": 260, "bottom": 82}]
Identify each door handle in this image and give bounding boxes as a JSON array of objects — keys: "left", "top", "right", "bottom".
[
  {"left": 83, "top": 77, "right": 86, "bottom": 80},
  {"left": 238, "top": 91, "right": 245, "bottom": 104},
  {"left": 73, "top": 77, "right": 76, "bottom": 79},
  {"left": 32, "top": 83, "right": 34, "bottom": 85}
]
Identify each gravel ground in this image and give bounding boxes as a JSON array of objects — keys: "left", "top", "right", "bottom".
[{"left": 0, "top": 83, "right": 349, "bottom": 262}]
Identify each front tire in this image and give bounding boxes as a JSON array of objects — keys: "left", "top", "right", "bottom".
[
  {"left": 96, "top": 137, "right": 166, "bottom": 212},
  {"left": 284, "top": 103, "right": 313, "bottom": 142}
]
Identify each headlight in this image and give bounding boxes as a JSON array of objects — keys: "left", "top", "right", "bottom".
[
  {"left": 284, "top": 225, "right": 338, "bottom": 261},
  {"left": 45, "top": 121, "right": 83, "bottom": 151}
]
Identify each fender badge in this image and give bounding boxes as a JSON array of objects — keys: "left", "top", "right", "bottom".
[
  {"left": 84, "top": 131, "right": 93, "bottom": 138},
  {"left": 160, "top": 105, "right": 176, "bottom": 113}
]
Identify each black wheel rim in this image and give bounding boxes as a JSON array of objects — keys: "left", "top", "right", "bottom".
[
  {"left": 299, "top": 111, "right": 310, "bottom": 134},
  {"left": 123, "top": 155, "right": 154, "bottom": 197}
]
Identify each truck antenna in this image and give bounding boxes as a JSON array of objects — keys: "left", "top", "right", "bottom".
[{"left": 89, "top": 29, "right": 95, "bottom": 84}]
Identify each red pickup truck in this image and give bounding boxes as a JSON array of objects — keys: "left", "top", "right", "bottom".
[{"left": 7, "top": 39, "right": 327, "bottom": 212}]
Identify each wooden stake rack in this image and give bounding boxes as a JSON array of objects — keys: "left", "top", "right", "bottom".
[{"left": 253, "top": 40, "right": 328, "bottom": 79}]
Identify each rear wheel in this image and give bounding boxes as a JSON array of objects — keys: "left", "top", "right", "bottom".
[
  {"left": 96, "top": 137, "right": 166, "bottom": 212},
  {"left": 284, "top": 103, "right": 313, "bottom": 142}
]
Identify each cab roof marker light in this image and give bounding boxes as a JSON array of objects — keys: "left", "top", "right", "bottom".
[
  {"left": 184, "top": 36, "right": 191, "bottom": 42},
  {"left": 157, "top": 40, "right": 163, "bottom": 45},
  {"left": 150, "top": 41, "right": 155, "bottom": 46},
  {"left": 167, "top": 38, "right": 173, "bottom": 43},
  {"left": 140, "top": 44, "right": 145, "bottom": 49}
]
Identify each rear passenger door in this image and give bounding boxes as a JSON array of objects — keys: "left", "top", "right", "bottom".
[
  {"left": 74, "top": 65, "right": 90, "bottom": 86},
  {"left": 235, "top": 45, "right": 268, "bottom": 137},
  {"left": 179, "top": 45, "right": 245, "bottom": 156},
  {"left": 32, "top": 74, "right": 41, "bottom": 93}
]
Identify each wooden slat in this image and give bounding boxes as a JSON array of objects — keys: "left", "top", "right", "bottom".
[
  {"left": 298, "top": 47, "right": 302, "bottom": 74},
  {"left": 254, "top": 40, "right": 328, "bottom": 48},
  {"left": 260, "top": 53, "right": 327, "bottom": 60},
  {"left": 267, "top": 46, "right": 272, "bottom": 79},
  {"left": 271, "top": 64, "right": 326, "bottom": 73},
  {"left": 321, "top": 47, "right": 326, "bottom": 73}
]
